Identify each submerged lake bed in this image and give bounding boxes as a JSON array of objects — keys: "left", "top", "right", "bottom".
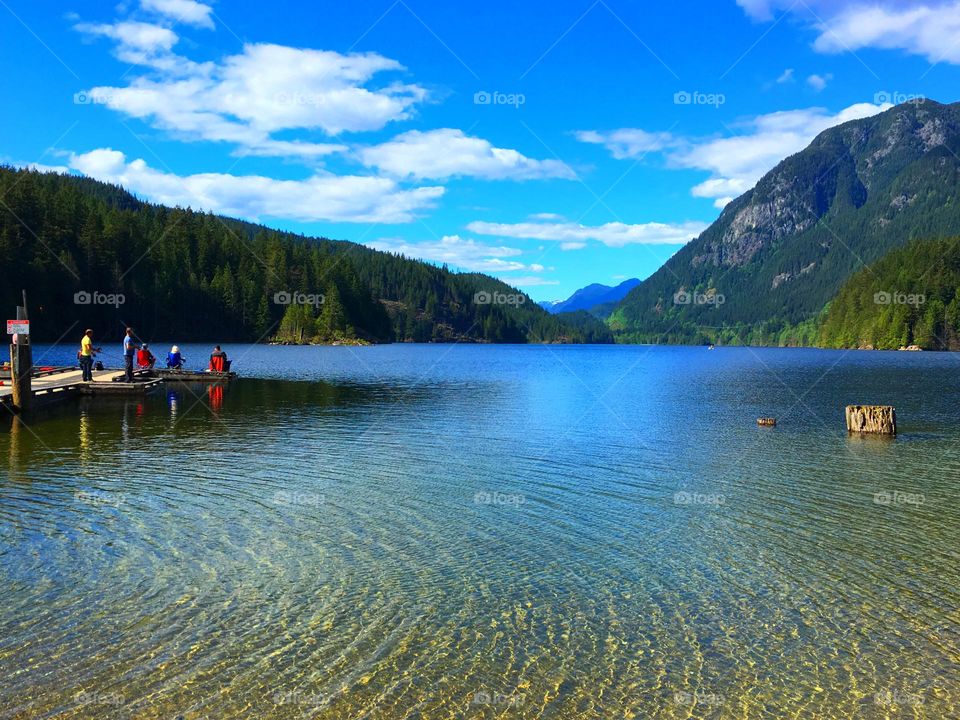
[{"left": 1, "top": 344, "right": 959, "bottom": 718}]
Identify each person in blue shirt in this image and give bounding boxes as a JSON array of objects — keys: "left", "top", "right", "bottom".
[
  {"left": 166, "top": 345, "right": 185, "bottom": 369},
  {"left": 122, "top": 328, "right": 140, "bottom": 382}
]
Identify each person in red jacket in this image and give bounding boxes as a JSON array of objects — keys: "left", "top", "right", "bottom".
[
  {"left": 136, "top": 344, "right": 156, "bottom": 369},
  {"left": 209, "top": 345, "right": 228, "bottom": 373}
]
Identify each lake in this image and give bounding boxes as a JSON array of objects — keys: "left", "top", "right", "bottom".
[{"left": 1, "top": 344, "right": 958, "bottom": 718}]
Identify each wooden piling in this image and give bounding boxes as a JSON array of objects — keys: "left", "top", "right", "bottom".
[
  {"left": 8, "top": 298, "right": 31, "bottom": 412},
  {"left": 9, "top": 343, "right": 32, "bottom": 412},
  {"left": 845, "top": 405, "right": 896, "bottom": 435}
]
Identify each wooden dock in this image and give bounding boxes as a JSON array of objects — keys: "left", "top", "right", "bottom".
[{"left": 1, "top": 367, "right": 165, "bottom": 412}]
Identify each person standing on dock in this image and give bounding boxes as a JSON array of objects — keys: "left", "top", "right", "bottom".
[
  {"left": 123, "top": 328, "right": 140, "bottom": 382},
  {"left": 79, "top": 329, "right": 100, "bottom": 382}
]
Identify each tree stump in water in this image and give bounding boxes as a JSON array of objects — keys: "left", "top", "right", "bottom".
[{"left": 845, "top": 405, "right": 896, "bottom": 435}]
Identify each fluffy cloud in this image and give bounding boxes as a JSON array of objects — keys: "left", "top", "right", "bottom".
[
  {"left": 140, "top": 0, "right": 214, "bottom": 29},
  {"left": 67, "top": 148, "right": 443, "bottom": 224},
  {"left": 806, "top": 73, "right": 832, "bottom": 91},
  {"left": 466, "top": 219, "right": 708, "bottom": 247},
  {"left": 814, "top": 2, "right": 960, "bottom": 63},
  {"left": 75, "top": 21, "right": 182, "bottom": 69},
  {"left": 670, "top": 102, "right": 889, "bottom": 203},
  {"left": 578, "top": 102, "right": 890, "bottom": 207},
  {"left": 76, "top": 38, "right": 428, "bottom": 157},
  {"left": 575, "top": 128, "right": 676, "bottom": 159},
  {"left": 358, "top": 129, "right": 575, "bottom": 181},
  {"left": 366, "top": 235, "right": 538, "bottom": 272},
  {"left": 738, "top": 0, "right": 960, "bottom": 64}
]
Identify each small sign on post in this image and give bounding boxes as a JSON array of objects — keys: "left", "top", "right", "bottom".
[{"left": 7, "top": 320, "right": 29, "bottom": 335}]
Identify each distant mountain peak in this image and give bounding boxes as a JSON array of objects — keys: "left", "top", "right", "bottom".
[
  {"left": 543, "top": 278, "right": 640, "bottom": 316},
  {"left": 610, "top": 99, "right": 960, "bottom": 344}
]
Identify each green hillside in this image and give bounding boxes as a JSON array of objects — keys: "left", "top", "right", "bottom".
[
  {"left": 818, "top": 237, "right": 960, "bottom": 350},
  {"left": 0, "top": 166, "right": 600, "bottom": 345}
]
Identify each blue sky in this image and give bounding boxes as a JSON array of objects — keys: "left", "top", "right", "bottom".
[{"left": 2, "top": 0, "right": 959, "bottom": 301}]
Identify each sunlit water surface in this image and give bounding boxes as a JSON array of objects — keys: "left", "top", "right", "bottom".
[{"left": 1, "top": 344, "right": 959, "bottom": 718}]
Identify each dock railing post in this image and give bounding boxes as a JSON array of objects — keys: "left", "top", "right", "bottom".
[{"left": 9, "top": 296, "right": 32, "bottom": 413}]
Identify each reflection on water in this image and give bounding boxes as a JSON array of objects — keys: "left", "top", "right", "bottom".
[{"left": 1, "top": 345, "right": 959, "bottom": 718}]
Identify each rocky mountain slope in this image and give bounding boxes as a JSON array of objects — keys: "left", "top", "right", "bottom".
[{"left": 609, "top": 100, "right": 960, "bottom": 344}]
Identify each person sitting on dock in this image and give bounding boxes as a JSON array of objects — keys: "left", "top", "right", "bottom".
[
  {"left": 208, "top": 345, "right": 228, "bottom": 373},
  {"left": 123, "top": 328, "right": 140, "bottom": 382},
  {"left": 137, "top": 344, "right": 157, "bottom": 369},
  {"left": 78, "top": 329, "right": 101, "bottom": 382},
  {"left": 166, "top": 345, "right": 185, "bottom": 369}
]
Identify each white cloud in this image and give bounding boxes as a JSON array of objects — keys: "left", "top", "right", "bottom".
[
  {"left": 739, "top": 0, "right": 960, "bottom": 65},
  {"left": 67, "top": 148, "right": 443, "bottom": 224},
  {"left": 506, "top": 276, "right": 560, "bottom": 287},
  {"left": 736, "top": 0, "right": 778, "bottom": 21},
  {"left": 75, "top": 21, "right": 182, "bottom": 69},
  {"left": 18, "top": 161, "right": 71, "bottom": 174},
  {"left": 578, "top": 102, "right": 890, "bottom": 204},
  {"left": 813, "top": 2, "right": 960, "bottom": 63},
  {"left": 358, "top": 129, "right": 575, "bottom": 181},
  {"left": 575, "top": 128, "right": 676, "bottom": 159},
  {"left": 670, "top": 102, "right": 889, "bottom": 200},
  {"left": 466, "top": 219, "right": 708, "bottom": 247},
  {"left": 140, "top": 0, "right": 214, "bottom": 29},
  {"left": 806, "top": 73, "right": 832, "bottom": 91},
  {"left": 560, "top": 241, "right": 587, "bottom": 251},
  {"left": 366, "top": 235, "right": 540, "bottom": 272},
  {"left": 529, "top": 212, "right": 564, "bottom": 220},
  {"left": 776, "top": 68, "right": 795, "bottom": 83},
  {"left": 77, "top": 39, "right": 428, "bottom": 158},
  {"left": 690, "top": 177, "right": 754, "bottom": 199}
]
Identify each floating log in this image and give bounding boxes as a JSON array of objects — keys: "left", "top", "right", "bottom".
[
  {"left": 845, "top": 405, "right": 896, "bottom": 435},
  {"left": 757, "top": 417, "right": 777, "bottom": 427}
]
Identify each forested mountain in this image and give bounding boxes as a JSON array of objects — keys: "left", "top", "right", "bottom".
[
  {"left": 0, "top": 166, "right": 600, "bottom": 345},
  {"left": 818, "top": 237, "right": 960, "bottom": 350},
  {"left": 540, "top": 278, "right": 640, "bottom": 316},
  {"left": 609, "top": 100, "right": 960, "bottom": 345}
]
